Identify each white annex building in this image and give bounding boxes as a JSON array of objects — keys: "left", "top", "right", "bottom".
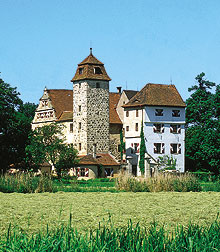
[{"left": 32, "top": 49, "right": 186, "bottom": 177}]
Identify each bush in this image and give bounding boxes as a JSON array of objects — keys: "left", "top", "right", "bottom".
[
  {"left": 116, "top": 173, "right": 201, "bottom": 192},
  {"left": 0, "top": 173, "right": 56, "bottom": 193},
  {"left": 116, "top": 174, "right": 149, "bottom": 192}
]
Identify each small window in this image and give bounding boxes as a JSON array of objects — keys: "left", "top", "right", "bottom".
[
  {"left": 126, "top": 111, "right": 129, "bottom": 117},
  {"left": 94, "top": 67, "right": 102, "bottom": 74},
  {"left": 96, "top": 82, "right": 100, "bottom": 88},
  {"left": 80, "top": 168, "right": 85, "bottom": 176},
  {"left": 134, "top": 143, "right": 139, "bottom": 153},
  {"left": 170, "top": 124, "right": 181, "bottom": 134},
  {"left": 79, "top": 143, "right": 82, "bottom": 151},
  {"left": 135, "top": 123, "right": 138, "bottom": 131},
  {"left": 153, "top": 124, "right": 164, "bottom": 133},
  {"left": 79, "top": 83, "right": 81, "bottom": 88},
  {"left": 79, "top": 122, "right": 81, "bottom": 130},
  {"left": 154, "top": 143, "right": 165, "bottom": 154},
  {"left": 155, "top": 109, "right": 163, "bottom": 116},
  {"left": 79, "top": 68, "right": 84, "bottom": 75},
  {"left": 79, "top": 105, "right": 81, "bottom": 112},
  {"left": 126, "top": 126, "right": 129, "bottom": 131},
  {"left": 123, "top": 101, "right": 126, "bottom": 105},
  {"left": 136, "top": 109, "right": 139, "bottom": 117},
  {"left": 172, "top": 110, "right": 180, "bottom": 117},
  {"left": 70, "top": 123, "right": 73, "bottom": 133},
  {"left": 170, "top": 143, "right": 181, "bottom": 154},
  {"left": 118, "top": 144, "right": 121, "bottom": 152}
]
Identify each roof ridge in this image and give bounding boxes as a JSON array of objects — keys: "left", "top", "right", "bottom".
[{"left": 48, "top": 89, "right": 72, "bottom": 91}]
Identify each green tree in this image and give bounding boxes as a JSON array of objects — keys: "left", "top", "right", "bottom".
[
  {"left": 119, "top": 129, "right": 125, "bottom": 160},
  {"left": 186, "top": 73, "right": 220, "bottom": 174},
  {"left": 139, "top": 122, "right": 146, "bottom": 175},
  {"left": 0, "top": 78, "right": 36, "bottom": 173},
  {"left": 26, "top": 123, "right": 78, "bottom": 177}
]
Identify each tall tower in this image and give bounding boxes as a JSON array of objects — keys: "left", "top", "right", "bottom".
[{"left": 71, "top": 49, "right": 111, "bottom": 155}]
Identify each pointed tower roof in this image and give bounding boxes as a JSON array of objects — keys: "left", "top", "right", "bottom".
[{"left": 71, "top": 48, "right": 111, "bottom": 82}]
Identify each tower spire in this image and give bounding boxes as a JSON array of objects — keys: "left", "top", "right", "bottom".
[{"left": 90, "top": 47, "right": 92, "bottom": 55}]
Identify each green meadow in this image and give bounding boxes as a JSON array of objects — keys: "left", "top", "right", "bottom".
[{"left": 1, "top": 192, "right": 220, "bottom": 235}]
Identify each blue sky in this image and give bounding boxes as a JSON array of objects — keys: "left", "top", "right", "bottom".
[{"left": 0, "top": 0, "right": 220, "bottom": 104}]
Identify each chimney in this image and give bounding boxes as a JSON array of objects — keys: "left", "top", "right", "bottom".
[
  {"left": 117, "top": 86, "right": 122, "bottom": 93},
  {"left": 93, "top": 143, "right": 97, "bottom": 159}
]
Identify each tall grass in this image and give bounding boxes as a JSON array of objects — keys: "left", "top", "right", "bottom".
[
  {"left": 0, "top": 173, "right": 56, "bottom": 193},
  {"left": 1, "top": 218, "right": 220, "bottom": 251},
  {"left": 116, "top": 173, "right": 201, "bottom": 192}
]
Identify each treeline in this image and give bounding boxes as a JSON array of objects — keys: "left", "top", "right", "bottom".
[{"left": 0, "top": 78, "right": 37, "bottom": 173}]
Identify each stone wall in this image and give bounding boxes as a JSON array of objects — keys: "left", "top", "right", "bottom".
[
  {"left": 72, "top": 81, "right": 88, "bottom": 155},
  {"left": 72, "top": 80, "right": 110, "bottom": 155},
  {"left": 87, "top": 80, "right": 110, "bottom": 154}
]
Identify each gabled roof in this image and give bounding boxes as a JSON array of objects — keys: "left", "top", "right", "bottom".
[
  {"left": 47, "top": 89, "right": 73, "bottom": 118},
  {"left": 124, "top": 90, "right": 138, "bottom": 100},
  {"left": 79, "top": 153, "right": 120, "bottom": 166},
  {"left": 44, "top": 89, "right": 121, "bottom": 124},
  {"left": 71, "top": 51, "right": 111, "bottom": 82},
  {"left": 109, "top": 92, "right": 122, "bottom": 124},
  {"left": 124, "top": 83, "right": 186, "bottom": 108}
]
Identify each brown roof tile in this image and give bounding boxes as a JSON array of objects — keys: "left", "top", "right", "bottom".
[
  {"left": 124, "top": 90, "right": 138, "bottom": 100},
  {"left": 57, "top": 111, "right": 73, "bottom": 121},
  {"left": 47, "top": 89, "right": 73, "bottom": 118},
  {"left": 71, "top": 53, "right": 111, "bottom": 82},
  {"left": 124, "top": 83, "right": 186, "bottom": 108},
  {"left": 79, "top": 153, "right": 120, "bottom": 166},
  {"left": 109, "top": 92, "right": 122, "bottom": 124},
  {"left": 46, "top": 89, "right": 121, "bottom": 124}
]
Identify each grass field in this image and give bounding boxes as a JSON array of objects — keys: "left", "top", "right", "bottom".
[{"left": 1, "top": 192, "right": 220, "bottom": 236}]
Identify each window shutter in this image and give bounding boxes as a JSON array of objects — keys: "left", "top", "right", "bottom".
[
  {"left": 137, "top": 143, "right": 139, "bottom": 147},
  {"left": 170, "top": 144, "right": 174, "bottom": 154},
  {"left": 178, "top": 144, "right": 181, "bottom": 154},
  {"left": 153, "top": 125, "right": 156, "bottom": 133},
  {"left": 170, "top": 126, "right": 173, "bottom": 133},
  {"left": 85, "top": 168, "right": 89, "bottom": 177},
  {"left": 162, "top": 124, "right": 165, "bottom": 133},
  {"left": 77, "top": 168, "right": 80, "bottom": 177},
  {"left": 154, "top": 144, "right": 157, "bottom": 153},
  {"left": 131, "top": 143, "right": 133, "bottom": 147},
  {"left": 177, "top": 126, "right": 181, "bottom": 134},
  {"left": 162, "top": 143, "right": 165, "bottom": 154}
]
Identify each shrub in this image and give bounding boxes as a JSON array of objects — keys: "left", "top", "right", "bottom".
[
  {"left": 116, "top": 173, "right": 149, "bottom": 192},
  {"left": 116, "top": 173, "right": 201, "bottom": 192},
  {"left": 0, "top": 173, "right": 56, "bottom": 193}
]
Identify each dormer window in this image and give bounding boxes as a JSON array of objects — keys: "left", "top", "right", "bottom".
[
  {"left": 94, "top": 67, "right": 102, "bottom": 74},
  {"left": 79, "top": 68, "right": 84, "bottom": 75},
  {"left": 172, "top": 110, "right": 180, "bottom": 117},
  {"left": 155, "top": 109, "right": 163, "bottom": 116}
]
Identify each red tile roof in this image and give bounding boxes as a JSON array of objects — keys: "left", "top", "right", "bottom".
[
  {"left": 47, "top": 89, "right": 121, "bottom": 124},
  {"left": 124, "top": 84, "right": 186, "bottom": 108},
  {"left": 79, "top": 153, "right": 120, "bottom": 166},
  {"left": 109, "top": 92, "right": 122, "bottom": 124},
  {"left": 47, "top": 89, "right": 73, "bottom": 118},
  {"left": 57, "top": 111, "right": 73, "bottom": 121},
  {"left": 71, "top": 53, "right": 111, "bottom": 82}
]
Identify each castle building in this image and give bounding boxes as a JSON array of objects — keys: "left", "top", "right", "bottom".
[
  {"left": 32, "top": 50, "right": 186, "bottom": 177},
  {"left": 123, "top": 84, "right": 186, "bottom": 175}
]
